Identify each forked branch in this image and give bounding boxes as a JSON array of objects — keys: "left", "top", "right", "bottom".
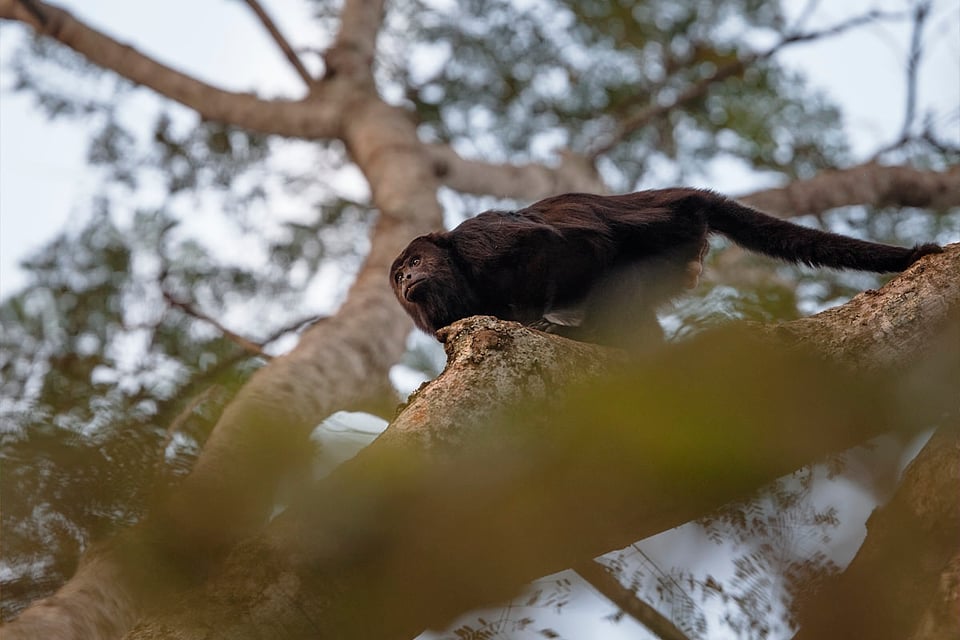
[{"left": 0, "top": 0, "right": 343, "bottom": 138}]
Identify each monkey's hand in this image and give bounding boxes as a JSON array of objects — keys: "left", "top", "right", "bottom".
[
  {"left": 528, "top": 318, "right": 591, "bottom": 341},
  {"left": 528, "top": 318, "right": 566, "bottom": 333}
]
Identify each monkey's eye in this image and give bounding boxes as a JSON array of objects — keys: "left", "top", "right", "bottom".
[
  {"left": 411, "top": 257, "right": 421, "bottom": 267},
  {"left": 395, "top": 272, "right": 403, "bottom": 283}
]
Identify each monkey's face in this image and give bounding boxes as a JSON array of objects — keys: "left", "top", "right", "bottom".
[
  {"left": 390, "top": 237, "right": 446, "bottom": 303},
  {"left": 390, "top": 235, "right": 481, "bottom": 334}
]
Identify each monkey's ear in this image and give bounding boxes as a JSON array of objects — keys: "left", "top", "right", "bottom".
[{"left": 424, "top": 232, "right": 452, "bottom": 249}]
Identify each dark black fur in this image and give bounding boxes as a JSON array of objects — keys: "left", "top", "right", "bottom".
[{"left": 390, "top": 189, "right": 941, "bottom": 339}]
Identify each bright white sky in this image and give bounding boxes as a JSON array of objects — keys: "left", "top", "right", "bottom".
[{"left": 1, "top": 0, "right": 958, "bottom": 297}]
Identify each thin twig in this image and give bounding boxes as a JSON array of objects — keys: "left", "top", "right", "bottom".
[
  {"left": 921, "top": 126, "right": 960, "bottom": 156},
  {"left": 589, "top": 9, "right": 904, "bottom": 159},
  {"left": 268, "top": 313, "right": 329, "bottom": 340},
  {"left": 790, "top": 0, "right": 823, "bottom": 33},
  {"left": 147, "top": 311, "right": 325, "bottom": 468},
  {"left": 243, "top": 0, "right": 316, "bottom": 87},
  {"left": 588, "top": 57, "right": 751, "bottom": 159},
  {"left": 154, "top": 384, "right": 224, "bottom": 479},
  {"left": 574, "top": 560, "right": 693, "bottom": 640},
  {"left": 776, "top": 8, "right": 902, "bottom": 47},
  {"left": 871, "top": 0, "right": 932, "bottom": 159},
  {"left": 899, "top": 0, "right": 929, "bottom": 140},
  {"left": 162, "top": 288, "right": 272, "bottom": 359}
]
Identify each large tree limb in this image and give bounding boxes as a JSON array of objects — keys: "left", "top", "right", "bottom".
[
  {"left": 739, "top": 162, "right": 960, "bottom": 217},
  {"left": 0, "top": 0, "right": 344, "bottom": 138},
  {"left": 121, "top": 246, "right": 959, "bottom": 639},
  {"left": 325, "top": 0, "right": 384, "bottom": 80},
  {"left": 431, "top": 136, "right": 960, "bottom": 214},
  {"left": 426, "top": 145, "right": 608, "bottom": 199}
]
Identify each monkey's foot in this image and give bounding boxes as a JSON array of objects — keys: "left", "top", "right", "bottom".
[
  {"left": 684, "top": 259, "right": 703, "bottom": 289},
  {"left": 528, "top": 318, "right": 564, "bottom": 333}
]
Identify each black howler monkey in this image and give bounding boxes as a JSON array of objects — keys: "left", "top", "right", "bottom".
[{"left": 390, "top": 189, "right": 941, "bottom": 342}]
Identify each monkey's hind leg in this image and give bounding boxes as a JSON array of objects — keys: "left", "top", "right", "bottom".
[{"left": 683, "top": 238, "right": 710, "bottom": 289}]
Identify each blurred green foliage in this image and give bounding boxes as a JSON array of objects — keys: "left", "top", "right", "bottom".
[
  {"left": 396, "top": 0, "right": 847, "bottom": 186},
  {"left": 1, "top": 0, "right": 957, "bottom": 631}
]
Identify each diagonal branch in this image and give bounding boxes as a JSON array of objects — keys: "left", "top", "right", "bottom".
[
  {"left": 789, "top": 0, "right": 823, "bottom": 33},
  {"left": 588, "top": 8, "right": 905, "bottom": 159},
  {"left": 162, "top": 288, "right": 272, "bottom": 359},
  {"left": 1, "top": 0, "right": 343, "bottom": 138},
  {"left": 2, "top": 2, "right": 433, "bottom": 638},
  {"left": 243, "top": 0, "right": 315, "bottom": 87},
  {"left": 574, "top": 560, "right": 692, "bottom": 640},
  {"left": 13, "top": 0, "right": 44, "bottom": 25},
  {"left": 587, "top": 56, "right": 750, "bottom": 159}
]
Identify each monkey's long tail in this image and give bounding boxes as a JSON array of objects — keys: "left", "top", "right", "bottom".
[{"left": 703, "top": 194, "right": 941, "bottom": 272}]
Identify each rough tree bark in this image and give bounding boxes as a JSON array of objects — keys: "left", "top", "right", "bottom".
[{"left": 1, "top": 1, "right": 958, "bottom": 639}]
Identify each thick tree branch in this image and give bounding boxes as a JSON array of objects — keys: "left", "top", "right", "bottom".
[
  {"left": 0, "top": 0, "right": 344, "bottom": 138},
  {"left": 426, "top": 145, "right": 607, "bottom": 199},
  {"left": 157, "top": 0, "right": 437, "bottom": 579},
  {"left": 120, "top": 246, "right": 959, "bottom": 639},
  {"left": 150, "top": 6, "right": 444, "bottom": 561},
  {"left": 335, "top": 0, "right": 384, "bottom": 63},
  {"left": 323, "top": 0, "right": 385, "bottom": 81},
  {"left": 12, "top": 0, "right": 44, "bottom": 24},
  {"left": 430, "top": 143, "right": 960, "bottom": 216},
  {"left": 738, "top": 162, "right": 960, "bottom": 217}
]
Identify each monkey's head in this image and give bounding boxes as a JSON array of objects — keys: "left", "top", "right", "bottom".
[{"left": 390, "top": 235, "right": 481, "bottom": 334}]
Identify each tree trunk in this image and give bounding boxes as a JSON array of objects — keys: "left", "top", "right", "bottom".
[{"left": 795, "top": 426, "right": 960, "bottom": 640}]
